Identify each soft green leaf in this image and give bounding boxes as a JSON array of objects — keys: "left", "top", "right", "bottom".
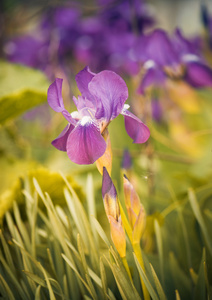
[{"left": 0, "top": 60, "right": 49, "bottom": 124}]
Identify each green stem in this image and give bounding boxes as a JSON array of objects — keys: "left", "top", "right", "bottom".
[
  {"left": 133, "top": 242, "right": 150, "bottom": 300},
  {"left": 122, "top": 256, "right": 133, "bottom": 283}
]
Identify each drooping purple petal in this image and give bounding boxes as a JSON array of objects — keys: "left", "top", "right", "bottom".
[
  {"left": 88, "top": 70, "right": 128, "bottom": 121},
  {"left": 184, "top": 61, "right": 212, "bottom": 88},
  {"left": 137, "top": 66, "right": 166, "bottom": 94},
  {"left": 121, "top": 109, "right": 150, "bottom": 143},
  {"left": 75, "top": 66, "right": 96, "bottom": 100},
  {"left": 47, "top": 78, "right": 65, "bottom": 112},
  {"left": 52, "top": 124, "right": 74, "bottom": 151},
  {"left": 66, "top": 117, "right": 106, "bottom": 164}
]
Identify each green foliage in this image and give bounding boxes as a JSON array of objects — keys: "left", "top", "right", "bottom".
[
  {"left": 0, "top": 173, "right": 211, "bottom": 299},
  {"left": 0, "top": 60, "right": 49, "bottom": 124}
]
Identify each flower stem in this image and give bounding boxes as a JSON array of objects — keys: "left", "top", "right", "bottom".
[
  {"left": 133, "top": 242, "right": 150, "bottom": 300},
  {"left": 122, "top": 256, "right": 133, "bottom": 283}
]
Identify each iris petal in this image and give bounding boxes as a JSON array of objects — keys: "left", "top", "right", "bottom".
[
  {"left": 52, "top": 124, "right": 74, "bottom": 151},
  {"left": 66, "top": 117, "right": 106, "bottom": 164},
  {"left": 47, "top": 78, "right": 64, "bottom": 112},
  {"left": 184, "top": 61, "right": 212, "bottom": 88},
  {"left": 88, "top": 70, "right": 128, "bottom": 121},
  {"left": 122, "top": 109, "right": 150, "bottom": 143},
  {"left": 137, "top": 67, "right": 166, "bottom": 94},
  {"left": 75, "top": 66, "right": 95, "bottom": 100}
]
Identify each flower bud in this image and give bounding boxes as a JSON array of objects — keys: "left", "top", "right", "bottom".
[
  {"left": 102, "top": 167, "right": 126, "bottom": 257},
  {"left": 123, "top": 175, "right": 146, "bottom": 242},
  {"left": 96, "top": 129, "right": 112, "bottom": 175}
]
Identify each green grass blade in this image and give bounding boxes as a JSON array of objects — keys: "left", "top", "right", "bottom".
[
  {"left": 133, "top": 253, "right": 159, "bottom": 300},
  {"left": 188, "top": 188, "right": 212, "bottom": 255},
  {"left": 0, "top": 274, "right": 16, "bottom": 300},
  {"left": 149, "top": 263, "right": 167, "bottom": 300}
]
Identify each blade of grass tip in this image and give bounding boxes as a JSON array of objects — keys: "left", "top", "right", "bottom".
[
  {"left": 204, "top": 258, "right": 211, "bottom": 300},
  {"left": 65, "top": 239, "right": 81, "bottom": 259},
  {"left": 189, "top": 268, "right": 198, "bottom": 285},
  {"left": 48, "top": 278, "right": 65, "bottom": 300},
  {"left": 91, "top": 217, "right": 111, "bottom": 248},
  {"left": 30, "top": 190, "right": 38, "bottom": 259},
  {"left": 0, "top": 274, "right": 16, "bottom": 300},
  {"left": 0, "top": 255, "right": 28, "bottom": 300},
  {"left": 62, "top": 253, "right": 92, "bottom": 296},
  {"left": 33, "top": 178, "right": 46, "bottom": 202},
  {"left": 86, "top": 173, "right": 99, "bottom": 248},
  {"left": 167, "top": 185, "right": 192, "bottom": 269},
  {"left": 175, "top": 290, "right": 181, "bottom": 300},
  {"left": 0, "top": 230, "right": 16, "bottom": 273},
  {"left": 62, "top": 173, "right": 98, "bottom": 250},
  {"left": 22, "top": 254, "right": 37, "bottom": 293},
  {"left": 20, "top": 279, "right": 32, "bottom": 300},
  {"left": 39, "top": 262, "right": 56, "bottom": 300},
  {"left": 53, "top": 238, "right": 65, "bottom": 287},
  {"left": 47, "top": 248, "right": 57, "bottom": 278},
  {"left": 63, "top": 275, "right": 69, "bottom": 299},
  {"left": 105, "top": 255, "right": 141, "bottom": 300},
  {"left": 154, "top": 219, "right": 164, "bottom": 286},
  {"left": 133, "top": 253, "right": 159, "bottom": 300},
  {"left": 64, "top": 187, "right": 98, "bottom": 268},
  {"left": 64, "top": 188, "right": 89, "bottom": 249},
  {"left": 99, "top": 257, "right": 109, "bottom": 300},
  {"left": 188, "top": 188, "right": 212, "bottom": 256},
  {"left": 77, "top": 234, "right": 89, "bottom": 274},
  {"left": 56, "top": 206, "right": 69, "bottom": 229},
  {"left": 35, "top": 285, "right": 42, "bottom": 300},
  {"left": 149, "top": 263, "right": 167, "bottom": 300},
  {"left": 194, "top": 248, "right": 206, "bottom": 300},
  {"left": 88, "top": 266, "right": 116, "bottom": 300}
]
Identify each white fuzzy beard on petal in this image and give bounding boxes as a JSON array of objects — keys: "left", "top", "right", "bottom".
[{"left": 80, "top": 116, "right": 93, "bottom": 126}]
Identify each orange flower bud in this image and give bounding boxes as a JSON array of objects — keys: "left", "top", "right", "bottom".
[
  {"left": 123, "top": 175, "right": 146, "bottom": 242},
  {"left": 96, "top": 129, "right": 112, "bottom": 175},
  {"left": 108, "top": 216, "right": 126, "bottom": 258}
]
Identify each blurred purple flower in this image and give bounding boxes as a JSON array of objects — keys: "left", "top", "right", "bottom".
[
  {"left": 4, "top": 36, "right": 49, "bottom": 70},
  {"left": 135, "top": 28, "right": 212, "bottom": 93},
  {"left": 47, "top": 67, "right": 150, "bottom": 165}
]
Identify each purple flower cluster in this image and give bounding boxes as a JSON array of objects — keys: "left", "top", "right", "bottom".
[
  {"left": 47, "top": 67, "right": 150, "bottom": 165},
  {"left": 4, "top": 0, "right": 154, "bottom": 77}
]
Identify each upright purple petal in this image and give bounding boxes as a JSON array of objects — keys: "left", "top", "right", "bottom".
[
  {"left": 47, "top": 78, "right": 65, "bottom": 112},
  {"left": 66, "top": 117, "right": 106, "bottom": 164},
  {"left": 184, "top": 61, "right": 212, "bottom": 88},
  {"left": 88, "top": 70, "right": 128, "bottom": 121},
  {"left": 75, "top": 66, "right": 96, "bottom": 100},
  {"left": 122, "top": 109, "right": 150, "bottom": 143},
  {"left": 145, "top": 29, "right": 179, "bottom": 66},
  {"left": 52, "top": 124, "right": 74, "bottom": 151}
]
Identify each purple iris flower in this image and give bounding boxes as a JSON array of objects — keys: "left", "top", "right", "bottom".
[
  {"left": 136, "top": 28, "right": 212, "bottom": 93},
  {"left": 47, "top": 67, "right": 150, "bottom": 165}
]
